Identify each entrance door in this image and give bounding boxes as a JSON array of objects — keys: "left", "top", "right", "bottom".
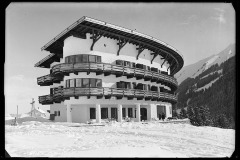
[
  {"left": 111, "top": 108, "right": 118, "bottom": 120},
  {"left": 157, "top": 105, "right": 166, "bottom": 119},
  {"left": 140, "top": 108, "right": 147, "bottom": 121}
]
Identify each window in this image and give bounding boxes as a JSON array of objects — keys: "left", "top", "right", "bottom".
[
  {"left": 50, "top": 88, "right": 53, "bottom": 95},
  {"left": 90, "top": 108, "right": 96, "bottom": 119},
  {"left": 82, "top": 78, "right": 89, "bottom": 88},
  {"left": 147, "top": 66, "right": 151, "bottom": 71},
  {"left": 58, "top": 111, "right": 60, "bottom": 116},
  {"left": 82, "top": 55, "right": 88, "bottom": 62},
  {"left": 90, "top": 79, "right": 96, "bottom": 88},
  {"left": 151, "top": 86, "right": 158, "bottom": 91},
  {"left": 144, "top": 84, "right": 149, "bottom": 90},
  {"left": 66, "top": 80, "right": 70, "bottom": 88},
  {"left": 148, "top": 85, "right": 151, "bottom": 91},
  {"left": 128, "top": 108, "right": 133, "bottom": 118},
  {"left": 122, "top": 108, "right": 126, "bottom": 118},
  {"left": 69, "top": 79, "right": 75, "bottom": 88},
  {"left": 101, "top": 108, "right": 108, "bottom": 119},
  {"left": 142, "top": 65, "right": 147, "bottom": 70},
  {"left": 151, "top": 67, "right": 158, "bottom": 72},
  {"left": 65, "top": 57, "right": 69, "bottom": 63},
  {"left": 96, "top": 79, "right": 102, "bottom": 87},
  {"left": 132, "top": 82, "right": 136, "bottom": 89},
  {"left": 131, "top": 62, "right": 136, "bottom": 68},
  {"left": 75, "top": 55, "right": 83, "bottom": 63},
  {"left": 169, "top": 106, "right": 172, "bottom": 114},
  {"left": 136, "top": 63, "right": 143, "bottom": 69},
  {"left": 125, "top": 82, "right": 131, "bottom": 89},
  {"left": 89, "top": 55, "right": 96, "bottom": 63},
  {"left": 54, "top": 111, "right": 57, "bottom": 116},
  {"left": 69, "top": 55, "right": 75, "bottom": 63},
  {"left": 124, "top": 61, "right": 130, "bottom": 67},
  {"left": 76, "top": 79, "right": 82, "bottom": 87},
  {"left": 97, "top": 56, "right": 101, "bottom": 63},
  {"left": 116, "top": 60, "right": 123, "bottom": 66}
]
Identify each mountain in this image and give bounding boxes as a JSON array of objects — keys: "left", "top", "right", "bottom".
[
  {"left": 175, "top": 43, "right": 235, "bottom": 84},
  {"left": 174, "top": 44, "right": 236, "bottom": 129}
]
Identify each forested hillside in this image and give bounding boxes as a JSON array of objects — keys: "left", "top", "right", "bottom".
[{"left": 174, "top": 56, "right": 235, "bottom": 129}]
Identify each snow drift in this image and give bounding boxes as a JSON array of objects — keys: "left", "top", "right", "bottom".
[{"left": 5, "top": 121, "right": 234, "bottom": 157}]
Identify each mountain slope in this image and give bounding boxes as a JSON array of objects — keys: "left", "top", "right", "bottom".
[
  {"left": 175, "top": 43, "right": 235, "bottom": 84},
  {"left": 174, "top": 44, "right": 236, "bottom": 129}
]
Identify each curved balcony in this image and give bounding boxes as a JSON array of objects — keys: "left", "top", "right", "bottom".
[
  {"left": 39, "top": 87, "right": 177, "bottom": 105},
  {"left": 37, "top": 74, "right": 63, "bottom": 86},
  {"left": 38, "top": 62, "right": 178, "bottom": 91}
]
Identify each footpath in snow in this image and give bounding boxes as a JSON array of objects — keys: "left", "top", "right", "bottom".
[{"left": 5, "top": 121, "right": 235, "bottom": 158}]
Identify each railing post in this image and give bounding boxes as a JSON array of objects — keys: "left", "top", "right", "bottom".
[
  {"left": 88, "top": 62, "right": 90, "bottom": 75},
  {"left": 89, "top": 87, "right": 91, "bottom": 97}
]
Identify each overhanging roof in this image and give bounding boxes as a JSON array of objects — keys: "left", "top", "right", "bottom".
[
  {"left": 37, "top": 16, "right": 184, "bottom": 74},
  {"left": 35, "top": 53, "right": 60, "bottom": 68}
]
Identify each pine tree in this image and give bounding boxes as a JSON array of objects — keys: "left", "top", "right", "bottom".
[
  {"left": 172, "top": 110, "right": 178, "bottom": 118},
  {"left": 187, "top": 105, "right": 198, "bottom": 126},
  {"left": 217, "top": 114, "right": 230, "bottom": 128},
  {"left": 180, "top": 108, "right": 187, "bottom": 119}
]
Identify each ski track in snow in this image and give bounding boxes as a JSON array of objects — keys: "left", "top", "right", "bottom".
[{"left": 5, "top": 121, "right": 235, "bottom": 157}]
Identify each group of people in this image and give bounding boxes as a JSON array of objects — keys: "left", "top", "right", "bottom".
[{"left": 159, "top": 113, "right": 166, "bottom": 121}]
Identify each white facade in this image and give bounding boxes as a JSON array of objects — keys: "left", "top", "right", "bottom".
[{"left": 49, "top": 35, "right": 173, "bottom": 123}]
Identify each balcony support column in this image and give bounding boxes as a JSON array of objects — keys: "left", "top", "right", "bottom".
[
  {"left": 108, "top": 107, "right": 111, "bottom": 119},
  {"left": 167, "top": 59, "right": 175, "bottom": 72},
  {"left": 117, "top": 38, "right": 128, "bottom": 56},
  {"left": 117, "top": 104, "right": 123, "bottom": 122},
  {"left": 136, "top": 44, "right": 145, "bottom": 60},
  {"left": 147, "top": 105, "right": 153, "bottom": 121},
  {"left": 90, "top": 30, "right": 104, "bottom": 51},
  {"left": 161, "top": 54, "right": 169, "bottom": 68},
  {"left": 170, "top": 64, "right": 178, "bottom": 75},
  {"left": 136, "top": 104, "right": 141, "bottom": 122},
  {"left": 96, "top": 104, "right": 101, "bottom": 123},
  {"left": 67, "top": 104, "right": 72, "bottom": 123}
]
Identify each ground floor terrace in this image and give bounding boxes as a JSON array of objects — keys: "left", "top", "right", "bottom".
[{"left": 50, "top": 102, "right": 172, "bottom": 123}]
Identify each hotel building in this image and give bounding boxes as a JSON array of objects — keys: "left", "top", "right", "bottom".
[{"left": 35, "top": 16, "right": 184, "bottom": 123}]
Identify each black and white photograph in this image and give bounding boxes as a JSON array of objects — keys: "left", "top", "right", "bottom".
[{"left": 5, "top": 2, "right": 235, "bottom": 157}]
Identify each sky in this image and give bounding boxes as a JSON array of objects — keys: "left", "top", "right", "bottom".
[{"left": 5, "top": 2, "right": 235, "bottom": 114}]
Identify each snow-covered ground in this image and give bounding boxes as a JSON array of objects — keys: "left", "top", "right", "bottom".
[{"left": 5, "top": 121, "right": 234, "bottom": 157}]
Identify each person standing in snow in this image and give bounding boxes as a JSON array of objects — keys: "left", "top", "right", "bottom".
[
  {"left": 162, "top": 113, "right": 165, "bottom": 121},
  {"left": 159, "top": 113, "right": 162, "bottom": 120}
]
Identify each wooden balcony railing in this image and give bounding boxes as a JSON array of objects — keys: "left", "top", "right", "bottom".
[
  {"left": 39, "top": 87, "right": 177, "bottom": 105},
  {"left": 37, "top": 62, "right": 178, "bottom": 90}
]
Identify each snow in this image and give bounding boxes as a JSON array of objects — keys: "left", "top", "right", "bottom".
[
  {"left": 5, "top": 121, "right": 234, "bottom": 157},
  {"left": 200, "top": 69, "right": 222, "bottom": 80},
  {"left": 5, "top": 114, "right": 14, "bottom": 120},
  {"left": 204, "top": 55, "right": 219, "bottom": 70}
]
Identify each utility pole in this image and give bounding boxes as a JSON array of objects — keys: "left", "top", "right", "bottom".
[
  {"left": 30, "top": 98, "right": 35, "bottom": 117},
  {"left": 17, "top": 105, "right": 18, "bottom": 119}
]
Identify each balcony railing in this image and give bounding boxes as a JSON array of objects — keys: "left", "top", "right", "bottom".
[
  {"left": 39, "top": 87, "right": 177, "bottom": 105},
  {"left": 37, "top": 74, "right": 63, "bottom": 86},
  {"left": 37, "top": 62, "right": 178, "bottom": 90}
]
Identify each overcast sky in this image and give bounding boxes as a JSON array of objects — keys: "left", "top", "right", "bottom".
[{"left": 5, "top": 2, "right": 235, "bottom": 114}]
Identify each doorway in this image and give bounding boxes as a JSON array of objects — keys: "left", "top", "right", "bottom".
[
  {"left": 140, "top": 108, "right": 147, "bottom": 121},
  {"left": 157, "top": 105, "right": 166, "bottom": 119}
]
